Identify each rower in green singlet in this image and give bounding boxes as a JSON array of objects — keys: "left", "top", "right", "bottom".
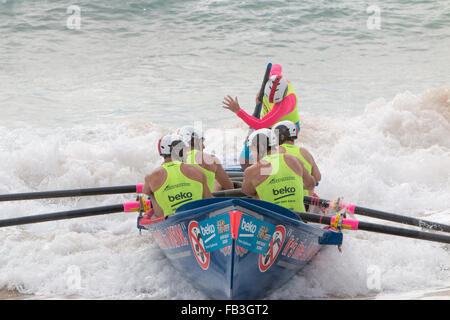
[
  {"left": 241, "top": 128, "right": 316, "bottom": 212},
  {"left": 142, "top": 134, "right": 213, "bottom": 217},
  {"left": 177, "top": 125, "right": 234, "bottom": 192},
  {"left": 272, "top": 120, "right": 321, "bottom": 197}
]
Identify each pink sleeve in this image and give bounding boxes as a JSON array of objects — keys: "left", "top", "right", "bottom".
[{"left": 236, "top": 93, "right": 296, "bottom": 130}]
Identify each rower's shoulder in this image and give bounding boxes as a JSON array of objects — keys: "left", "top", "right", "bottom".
[
  {"left": 146, "top": 166, "right": 167, "bottom": 191},
  {"left": 278, "top": 145, "right": 287, "bottom": 153},
  {"left": 147, "top": 166, "right": 165, "bottom": 180},
  {"left": 299, "top": 147, "right": 315, "bottom": 162},
  {"left": 243, "top": 162, "right": 261, "bottom": 178},
  {"left": 283, "top": 153, "right": 303, "bottom": 170},
  {"left": 180, "top": 162, "right": 206, "bottom": 181}
]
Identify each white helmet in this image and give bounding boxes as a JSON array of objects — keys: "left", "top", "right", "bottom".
[
  {"left": 264, "top": 75, "right": 288, "bottom": 103},
  {"left": 247, "top": 128, "right": 278, "bottom": 149},
  {"left": 157, "top": 134, "right": 187, "bottom": 156},
  {"left": 272, "top": 120, "right": 298, "bottom": 140},
  {"left": 177, "top": 125, "right": 203, "bottom": 145}
]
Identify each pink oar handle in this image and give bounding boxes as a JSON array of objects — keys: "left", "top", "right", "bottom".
[
  {"left": 136, "top": 184, "right": 144, "bottom": 194},
  {"left": 330, "top": 215, "right": 359, "bottom": 230},
  {"left": 123, "top": 200, "right": 151, "bottom": 212},
  {"left": 341, "top": 203, "right": 356, "bottom": 214}
]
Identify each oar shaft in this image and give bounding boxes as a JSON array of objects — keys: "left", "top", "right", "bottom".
[
  {"left": 0, "top": 204, "right": 125, "bottom": 228},
  {"left": 295, "top": 211, "right": 450, "bottom": 244},
  {"left": 0, "top": 200, "right": 145, "bottom": 228},
  {"left": 227, "top": 172, "right": 244, "bottom": 178},
  {"left": 0, "top": 172, "right": 244, "bottom": 202},
  {"left": 357, "top": 220, "right": 450, "bottom": 244},
  {"left": 252, "top": 62, "right": 272, "bottom": 118},
  {"left": 0, "top": 185, "right": 142, "bottom": 202},
  {"left": 212, "top": 188, "right": 246, "bottom": 198},
  {"left": 353, "top": 206, "right": 450, "bottom": 233},
  {"left": 304, "top": 196, "right": 450, "bottom": 233}
]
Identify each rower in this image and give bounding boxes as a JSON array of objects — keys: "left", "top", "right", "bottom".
[
  {"left": 222, "top": 64, "right": 301, "bottom": 170},
  {"left": 272, "top": 120, "right": 321, "bottom": 197},
  {"left": 142, "top": 134, "right": 213, "bottom": 218},
  {"left": 241, "top": 128, "right": 315, "bottom": 212},
  {"left": 177, "top": 125, "right": 234, "bottom": 192}
]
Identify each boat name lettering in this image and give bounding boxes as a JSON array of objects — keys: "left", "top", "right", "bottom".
[
  {"left": 153, "top": 224, "right": 188, "bottom": 249},
  {"left": 281, "top": 235, "right": 319, "bottom": 261}
]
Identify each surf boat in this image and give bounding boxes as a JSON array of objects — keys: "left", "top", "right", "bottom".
[{"left": 138, "top": 197, "right": 342, "bottom": 300}]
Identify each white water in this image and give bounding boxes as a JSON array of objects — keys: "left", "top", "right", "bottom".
[
  {"left": 0, "top": 86, "right": 449, "bottom": 299},
  {"left": 1, "top": 0, "right": 449, "bottom": 299}
]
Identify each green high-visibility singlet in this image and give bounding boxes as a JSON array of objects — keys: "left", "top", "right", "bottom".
[
  {"left": 281, "top": 144, "right": 312, "bottom": 196},
  {"left": 255, "top": 153, "right": 306, "bottom": 212},
  {"left": 186, "top": 149, "right": 216, "bottom": 192},
  {"left": 153, "top": 161, "right": 203, "bottom": 216}
]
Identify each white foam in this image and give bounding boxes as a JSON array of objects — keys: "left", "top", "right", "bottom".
[{"left": 0, "top": 87, "right": 449, "bottom": 299}]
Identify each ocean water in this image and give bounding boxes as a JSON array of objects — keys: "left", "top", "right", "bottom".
[{"left": 0, "top": 0, "right": 449, "bottom": 299}]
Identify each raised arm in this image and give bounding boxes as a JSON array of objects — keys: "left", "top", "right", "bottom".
[{"left": 222, "top": 94, "right": 296, "bottom": 130}]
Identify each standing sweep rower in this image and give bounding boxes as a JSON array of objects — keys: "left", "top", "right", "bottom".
[
  {"left": 241, "top": 129, "right": 315, "bottom": 212},
  {"left": 272, "top": 120, "right": 321, "bottom": 197},
  {"left": 222, "top": 64, "right": 301, "bottom": 170},
  {"left": 142, "top": 134, "right": 213, "bottom": 217},
  {"left": 177, "top": 125, "right": 234, "bottom": 192}
]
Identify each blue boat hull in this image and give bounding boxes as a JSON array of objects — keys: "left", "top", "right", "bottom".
[{"left": 139, "top": 197, "right": 342, "bottom": 300}]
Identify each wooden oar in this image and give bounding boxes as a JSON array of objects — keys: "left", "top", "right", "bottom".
[
  {"left": 295, "top": 211, "right": 450, "bottom": 245},
  {"left": 304, "top": 195, "right": 450, "bottom": 233}
]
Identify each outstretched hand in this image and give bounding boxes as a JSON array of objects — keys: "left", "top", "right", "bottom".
[{"left": 222, "top": 95, "right": 241, "bottom": 114}]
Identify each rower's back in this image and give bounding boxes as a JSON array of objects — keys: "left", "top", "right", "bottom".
[
  {"left": 152, "top": 161, "right": 205, "bottom": 216},
  {"left": 254, "top": 153, "right": 307, "bottom": 212},
  {"left": 143, "top": 134, "right": 213, "bottom": 218}
]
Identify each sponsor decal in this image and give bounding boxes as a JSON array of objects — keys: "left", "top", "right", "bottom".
[
  {"left": 258, "top": 225, "right": 286, "bottom": 272},
  {"left": 272, "top": 186, "right": 296, "bottom": 200},
  {"left": 236, "top": 214, "right": 276, "bottom": 255},
  {"left": 198, "top": 213, "right": 232, "bottom": 253},
  {"left": 168, "top": 191, "right": 193, "bottom": 208},
  {"left": 188, "top": 221, "right": 210, "bottom": 270},
  {"left": 164, "top": 182, "right": 191, "bottom": 191},
  {"left": 268, "top": 176, "right": 295, "bottom": 184}
]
